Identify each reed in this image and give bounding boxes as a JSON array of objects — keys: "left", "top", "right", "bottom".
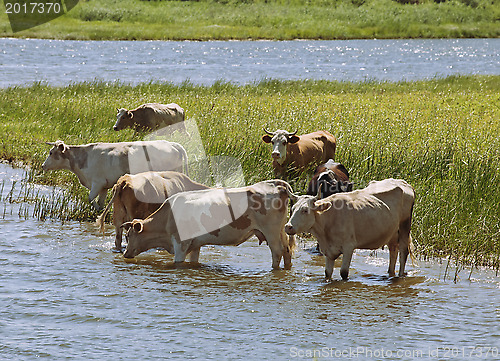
[
  {"left": 0, "top": 75, "right": 499, "bottom": 268},
  {"left": 0, "top": 0, "right": 499, "bottom": 40}
]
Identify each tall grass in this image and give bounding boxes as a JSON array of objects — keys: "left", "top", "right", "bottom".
[
  {"left": 0, "top": 76, "right": 499, "bottom": 268},
  {"left": 1, "top": 0, "right": 499, "bottom": 40}
]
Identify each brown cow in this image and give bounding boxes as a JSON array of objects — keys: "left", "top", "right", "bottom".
[
  {"left": 114, "top": 103, "right": 187, "bottom": 134},
  {"left": 96, "top": 171, "right": 209, "bottom": 252},
  {"left": 262, "top": 129, "right": 336, "bottom": 178},
  {"left": 306, "top": 159, "right": 353, "bottom": 197}
]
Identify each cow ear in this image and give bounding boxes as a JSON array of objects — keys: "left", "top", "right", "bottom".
[
  {"left": 314, "top": 200, "right": 331, "bottom": 213},
  {"left": 288, "top": 135, "right": 300, "bottom": 144},
  {"left": 262, "top": 135, "right": 272, "bottom": 143}
]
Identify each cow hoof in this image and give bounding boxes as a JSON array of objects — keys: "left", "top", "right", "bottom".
[{"left": 111, "top": 247, "right": 124, "bottom": 253}]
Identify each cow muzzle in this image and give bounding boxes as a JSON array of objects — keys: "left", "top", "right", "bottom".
[
  {"left": 113, "top": 126, "right": 119, "bottom": 131},
  {"left": 284, "top": 224, "right": 296, "bottom": 235}
]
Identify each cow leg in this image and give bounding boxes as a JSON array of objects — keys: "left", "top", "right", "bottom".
[
  {"left": 282, "top": 232, "right": 293, "bottom": 270},
  {"left": 398, "top": 218, "right": 412, "bottom": 277},
  {"left": 89, "top": 185, "right": 106, "bottom": 210},
  {"left": 387, "top": 233, "right": 399, "bottom": 277},
  {"left": 325, "top": 253, "right": 340, "bottom": 280},
  {"left": 172, "top": 235, "right": 190, "bottom": 263},
  {"left": 188, "top": 247, "right": 201, "bottom": 263},
  {"left": 96, "top": 189, "right": 108, "bottom": 210},
  {"left": 340, "top": 248, "right": 354, "bottom": 280},
  {"left": 113, "top": 228, "right": 123, "bottom": 253}
]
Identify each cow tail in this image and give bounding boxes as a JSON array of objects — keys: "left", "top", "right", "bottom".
[{"left": 95, "top": 183, "right": 118, "bottom": 234}]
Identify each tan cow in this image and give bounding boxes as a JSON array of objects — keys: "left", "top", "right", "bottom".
[
  {"left": 285, "top": 178, "right": 415, "bottom": 280},
  {"left": 114, "top": 103, "right": 187, "bottom": 134},
  {"left": 262, "top": 129, "right": 336, "bottom": 178},
  {"left": 96, "top": 171, "right": 210, "bottom": 252},
  {"left": 121, "top": 180, "right": 296, "bottom": 270}
]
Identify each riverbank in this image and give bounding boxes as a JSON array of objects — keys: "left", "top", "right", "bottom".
[
  {"left": 1, "top": 76, "right": 499, "bottom": 268},
  {"left": 1, "top": 0, "right": 499, "bottom": 40}
]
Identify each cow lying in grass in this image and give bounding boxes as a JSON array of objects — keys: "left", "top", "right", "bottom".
[{"left": 114, "top": 102, "right": 187, "bottom": 134}]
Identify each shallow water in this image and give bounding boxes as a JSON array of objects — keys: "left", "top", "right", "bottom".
[
  {"left": 1, "top": 163, "right": 499, "bottom": 360},
  {"left": 1, "top": 38, "right": 499, "bottom": 87}
]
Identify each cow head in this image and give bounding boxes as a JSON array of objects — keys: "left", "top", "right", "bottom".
[
  {"left": 262, "top": 129, "right": 300, "bottom": 165},
  {"left": 315, "top": 170, "right": 353, "bottom": 197},
  {"left": 42, "top": 140, "right": 70, "bottom": 171},
  {"left": 284, "top": 193, "right": 331, "bottom": 235},
  {"left": 114, "top": 108, "right": 133, "bottom": 131},
  {"left": 121, "top": 219, "right": 147, "bottom": 258}
]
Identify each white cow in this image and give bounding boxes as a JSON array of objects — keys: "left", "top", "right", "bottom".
[
  {"left": 42, "top": 140, "right": 188, "bottom": 209},
  {"left": 285, "top": 178, "right": 415, "bottom": 280},
  {"left": 121, "top": 180, "right": 296, "bottom": 270}
]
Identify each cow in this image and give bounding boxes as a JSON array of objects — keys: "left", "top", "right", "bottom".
[
  {"left": 262, "top": 129, "right": 336, "bottom": 178},
  {"left": 121, "top": 180, "right": 296, "bottom": 270},
  {"left": 284, "top": 178, "right": 415, "bottom": 280},
  {"left": 42, "top": 140, "right": 189, "bottom": 210},
  {"left": 114, "top": 103, "right": 187, "bottom": 134},
  {"left": 306, "top": 159, "right": 353, "bottom": 197},
  {"left": 96, "top": 171, "right": 210, "bottom": 252},
  {"left": 306, "top": 159, "right": 353, "bottom": 255}
]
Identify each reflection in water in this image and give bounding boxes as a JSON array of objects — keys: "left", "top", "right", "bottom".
[{"left": 1, "top": 162, "right": 499, "bottom": 360}]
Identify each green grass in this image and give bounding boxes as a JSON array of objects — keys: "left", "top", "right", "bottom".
[
  {"left": 0, "top": 76, "right": 499, "bottom": 269},
  {"left": 0, "top": 0, "right": 499, "bottom": 40}
]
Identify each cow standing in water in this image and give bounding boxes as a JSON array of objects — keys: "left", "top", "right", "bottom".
[
  {"left": 42, "top": 140, "right": 188, "bottom": 210},
  {"left": 121, "top": 180, "right": 296, "bottom": 270},
  {"left": 306, "top": 159, "right": 353, "bottom": 255},
  {"left": 96, "top": 171, "right": 210, "bottom": 252},
  {"left": 262, "top": 129, "right": 337, "bottom": 178},
  {"left": 114, "top": 103, "right": 187, "bottom": 134},
  {"left": 285, "top": 179, "right": 415, "bottom": 280}
]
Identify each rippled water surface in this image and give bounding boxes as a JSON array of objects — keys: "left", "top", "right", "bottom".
[
  {"left": 1, "top": 38, "right": 499, "bottom": 87},
  {"left": 1, "top": 163, "right": 499, "bottom": 360}
]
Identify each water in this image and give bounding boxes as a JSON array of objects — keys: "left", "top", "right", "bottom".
[
  {"left": 0, "top": 38, "right": 499, "bottom": 87},
  {"left": 1, "top": 163, "right": 499, "bottom": 360}
]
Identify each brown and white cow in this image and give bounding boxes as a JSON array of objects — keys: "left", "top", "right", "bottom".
[
  {"left": 42, "top": 140, "right": 188, "bottom": 210},
  {"left": 262, "top": 129, "right": 336, "bottom": 178},
  {"left": 121, "top": 180, "right": 296, "bottom": 270},
  {"left": 96, "top": 171, "right": 210, "bottom": 252},
  {"left": 285, "top": 178, "right": 415, "bottom": 280},
  {"left": 114, "top": 103, "right": 187, "bottom": 134},
  {"left": 306, "top": 159, "right": 353, "bottom": 197}
]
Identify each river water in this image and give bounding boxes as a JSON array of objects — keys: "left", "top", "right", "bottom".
[
  {"left": 0, "top": 38, "right": 499, "bottom": 87},
  {"left": 1, "top": 163, "right": 499, "bottom": 360}
]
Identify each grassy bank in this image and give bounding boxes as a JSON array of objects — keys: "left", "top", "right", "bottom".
[
  {"left": 0, "top": 76, "right": 499, "bottom": 269},
  {"left": 1, "top": 0, "right": 499, "bottom": 40}
]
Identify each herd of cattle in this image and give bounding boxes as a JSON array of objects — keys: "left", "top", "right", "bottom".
[{"left": 41, "top": 102, "right": 415, "bottom": 280}]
